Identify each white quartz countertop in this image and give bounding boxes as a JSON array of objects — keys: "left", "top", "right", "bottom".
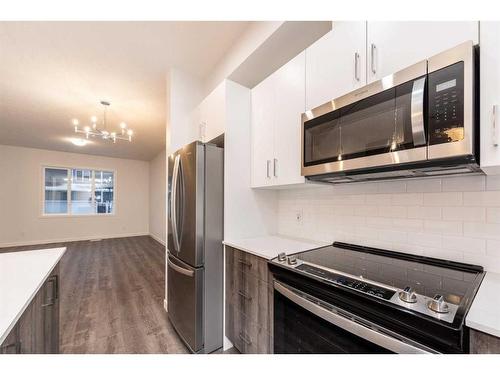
[
  {"left": 0, "top": 247, "right": 66, "bottom": 344},
  {"left": 466, "top": 271, "right": 500, "bottom": 338},
  {"left": 223, "top": 235, "right": 328, "bottom": 260}
]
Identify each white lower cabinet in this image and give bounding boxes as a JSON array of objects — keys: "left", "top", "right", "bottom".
[
  {"left": 480, "top": 22, "right": 500, "bottom": 174},
  {"left": 251, "top": 52, "right": 305, "bottom": 188},
  {"left": 367, "top": 21, "right": 479, "bottom": 83}
]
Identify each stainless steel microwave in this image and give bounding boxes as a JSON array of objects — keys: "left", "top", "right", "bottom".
[{"left": 301, "top": 41, "right": 480, "bottom": 184}]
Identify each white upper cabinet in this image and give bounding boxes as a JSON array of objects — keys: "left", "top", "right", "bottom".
[
  {"left": 480, "top": 22, "right": 500, "bottom": 174},
  {"left": 251, "top": 75, "right": 275, "bottom": 187},
  {"left": 367, "top": 22, "right": 479, "bottom": 83},
  {"left": 305, "top": 22, "right": 366, "bottom": 110},
  {"left": 251, "top": 52, "right": 305, "bottom": 188},
  {"left": 197, "top": 81, "right": 226, "bottom": 142},
  {"left": 274, "top": 52, "right": 306, "bottom": 186}
]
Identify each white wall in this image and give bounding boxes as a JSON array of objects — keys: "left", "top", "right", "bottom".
[
  {"left": 149, "top": 149, "right": 166, "bottom": 245},
  {"left": 278, "top": 175, "right": 500, "bottom": 273},
  {"left": 0, "top": 144, "right": 149, "bottom": 247}
]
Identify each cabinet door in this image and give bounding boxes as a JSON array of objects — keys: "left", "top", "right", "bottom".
[
  {"left": 367, "top": 21, "right": 479, "bottom": 83},
  {"left": 251, "top": 75, "right": 275, "bottom": 187},
  {"left": 42, "top": 273, "right": 59, "bottom": 354},
  {"left": 0, "top": 325, "right": 19, "bottom": 354},
  {"left": 305, "top": 21, "right": 366, "bottom": 110},
  {"left": 273, "top": 51, "right": 306, "bottom": 186},
  {"left": 480, "top": 22, "right": 500, "bottom": 173},
  {"left": 202, "top": 82, "right": 226, "bottom": 142}
]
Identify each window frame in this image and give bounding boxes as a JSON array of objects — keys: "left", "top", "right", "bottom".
[{"left": 40, "top": 165, "right": 117, "bottom": 218}]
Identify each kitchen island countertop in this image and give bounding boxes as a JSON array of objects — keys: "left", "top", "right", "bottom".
[{"left": 0, "top": 247, "right": 66, "bottom": 344}]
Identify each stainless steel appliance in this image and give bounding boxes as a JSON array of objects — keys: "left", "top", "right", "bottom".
[
  {"left": 269, "top": 242, "right": 485, "bottom": 353},
  {"left": 301, "top": 41, "right": 480, "bottom": 184},
  {"left": 167, "top": 141, "right": 223, "bottom": 353}
]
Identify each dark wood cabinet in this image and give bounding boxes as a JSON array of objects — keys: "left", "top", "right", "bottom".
[
  {"left": 0, "top": 264, "right": 60, "bottom": 354},
  {"left": 470, "top": 328, "right": 500, "bottom": 354},
  {"left": 225, "top": 247, "right": 273, "bottom": 354}
]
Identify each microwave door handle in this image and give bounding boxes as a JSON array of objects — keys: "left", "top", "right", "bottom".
[{"left": 410, "top": 76, "right": 427, "bottom": 147}]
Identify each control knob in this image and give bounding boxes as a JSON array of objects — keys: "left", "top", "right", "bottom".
[
  {"left": 427, "top": 294, "right": 449, "bottom": 314},
  {"left": 277, "top": 252, "right": 287, "bottom": 262},
  {"left": 398, "top": 286, "right": 417, "bottom": 303},
  {"left": 287, "top": 255, "right": 298, "bottom": 265}
]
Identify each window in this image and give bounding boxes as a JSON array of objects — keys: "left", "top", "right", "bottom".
[{"left": 43, "top": 167, "right": 115, "bottom": 215}]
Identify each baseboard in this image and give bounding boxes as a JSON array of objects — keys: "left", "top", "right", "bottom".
[
  {"left": 0, "top": 232, "right": 150, "bottom": 249},
  {"left": 163, "top": 298, "right": 168, "bottom": 313},
  {"left": 149, "top": 232, "right": 166, "bottom": 246}
]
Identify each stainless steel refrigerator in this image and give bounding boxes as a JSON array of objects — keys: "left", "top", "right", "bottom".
[{"left": 167, "top": 141, "right": 223, "bottom": 353}]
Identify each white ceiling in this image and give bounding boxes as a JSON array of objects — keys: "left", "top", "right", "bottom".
[{"left": 0, "top": 21, "right": 250, "bottom": 160}]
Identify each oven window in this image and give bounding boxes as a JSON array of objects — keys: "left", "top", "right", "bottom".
[
  {"left": 303, "top": 79, "right": 424, "bottom": 166},
  {"left": 273, "top": 289, "right": 391, "bottom": 354}
]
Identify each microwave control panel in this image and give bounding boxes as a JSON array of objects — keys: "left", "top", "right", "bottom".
[{"left": 428, "top": 62, "right": 465, "bottom": 145}]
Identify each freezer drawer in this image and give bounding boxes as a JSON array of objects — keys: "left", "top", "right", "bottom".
[{"left": 167, "top": 254, "right": 204, "bottom": 352}]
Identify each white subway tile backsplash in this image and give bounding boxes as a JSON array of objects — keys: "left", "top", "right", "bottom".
[
  {"left": 424, "top": 220, "right": 463, "bottom": 235},
  {"left": 407, "top": 206, "right": 442, "bottom": 220},
  {"left": 423, "top": 192, "right": 463, "bottom": 206},
  {"left": 277, "top": 174, "right": 500, "bottom": 273},
  {"left": 379, "top": 206, "right": 407, "bottom": 218},
  {"left": 463, "top": 191, "right": 500, "bottom": 206},
  {"left": 407, "top": 232, "right": 442, "bottom": 248},
  {"left": 486, "top": 175, "right": 500, "bottom": 191},
  {"left": 442, "top": 235, "right": 486, "bottom": 254},
  {"left": 486, "top": 240, "right": 500, "bottom": 257},
  {"left": 392, "top": 218, "right": 424, "bottom": 232},
  {"left": 354, "top": 206, "right": 379, "bottom": 217},
  {"left": 377, "top": 181, "right": 407, "bottom": 193},
  {"left": 406, "top": 178, "right": 442, "bottom": 193},
  {"left": 464, "top": 222, "right": 500, "bottom": 240},
  {"left": 487, "top": 207, "right": 500, "bottom": 223},
  {"left": 442, "top": 175, "right": 485, "bottom": 192},
  {"left": 392, "top": 193, "right": 423, "bottom": 206},
  {"left": 442, "top": 206, "right": 486, "bottom": 222}
]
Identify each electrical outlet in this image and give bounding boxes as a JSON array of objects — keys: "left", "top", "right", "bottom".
[{"left": 295, "top": 210, "right": 303, "bottom": 224}]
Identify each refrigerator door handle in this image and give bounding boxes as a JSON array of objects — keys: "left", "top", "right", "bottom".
[
  {"left": 171, "top": 154, "right": 181, "bottom": 253},
  {"left": 168, "top": 257, "right": 195, "bottom": 277}
]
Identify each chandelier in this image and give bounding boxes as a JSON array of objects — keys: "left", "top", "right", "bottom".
[{"left": 72, "top": 101, "right": 133, "bottom": 143}]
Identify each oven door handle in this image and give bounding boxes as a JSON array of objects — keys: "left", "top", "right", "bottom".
[
  {"left": 274, "top": 281, "right": 438, "bottom": 354},
  {"left": 410, "top": 76, "right": 427, "bottom": 147}
]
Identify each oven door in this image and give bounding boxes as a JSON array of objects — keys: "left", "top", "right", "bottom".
[
  {"left": 302, "top": 60, "right": 428, "bottom": 177},
  {"left": 273, "top": 281, "right": 438, "bottom": 354}
]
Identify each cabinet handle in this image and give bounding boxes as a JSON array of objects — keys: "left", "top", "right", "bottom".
[
  {"left": 42, "top": 275, "right": 58, "bottom": 307},
  {"left": 354, "top": 52, "right": 360, "bottom": 81},
  {"left": 238, "top": 290, "right": 253, "bottom": 301},
  {"left": 239, "top": 332, "right": 252, "bottom": 346},
  {"left": 266, "top": 160, "right": 271, "bottom": 178},
  {"left": 493, "top": 105, "right": 499, "bottom": 147},
  {"left": 237, "top": 259, "right": 252, "bottom": 268},
  {"left": 370, "top": 43, "right": 377, "bottom": 75},
  {"left": 273, "top": 158, "right": 278, "bottom": 178}
]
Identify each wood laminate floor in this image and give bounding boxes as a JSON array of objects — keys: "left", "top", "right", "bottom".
[{"left": 1, "top": 236, "right": 189, "bottom": 354}]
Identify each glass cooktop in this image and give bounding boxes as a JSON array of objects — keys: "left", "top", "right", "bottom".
[{"left": 294, "top": 242, "right": 482, "bottom": 305}]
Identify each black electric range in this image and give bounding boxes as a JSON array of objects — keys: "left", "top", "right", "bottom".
[{"left": 269, "top": 242, "right": 485, "bottom": 354}]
